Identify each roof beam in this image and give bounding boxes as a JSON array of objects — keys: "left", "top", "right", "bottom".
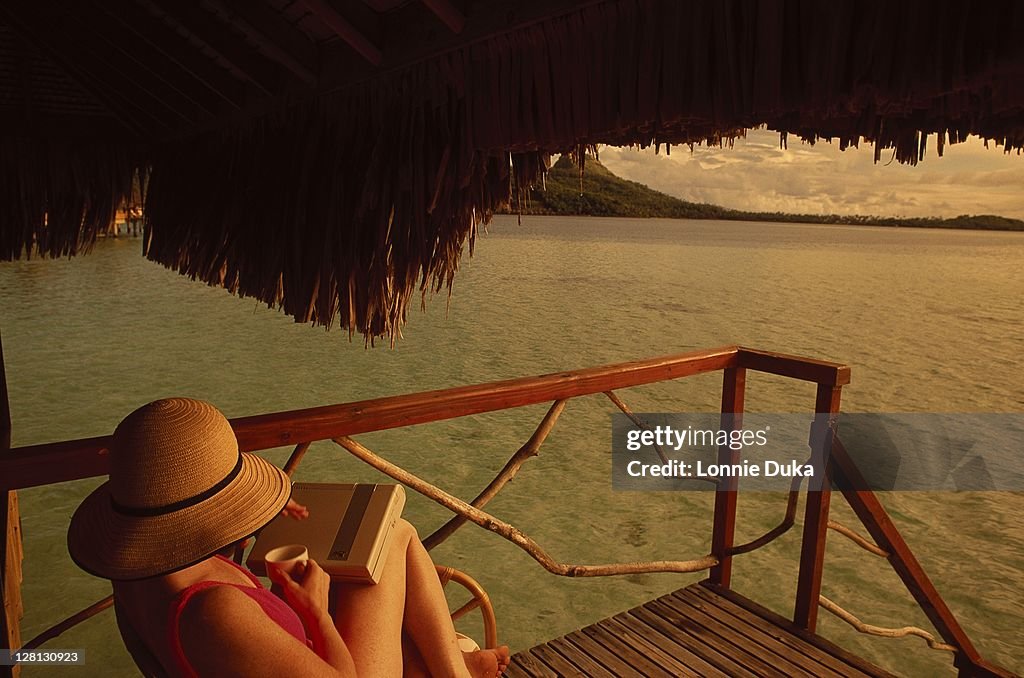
[
  {"left": 0, "top": 4, "right": 159, "bottom": 136},
  {"left": 55, "top": 0, "right": 217, "bottom": 123},
  {"left": 77, "top": 19, "right": 223, "bottom": 118},
  {"left": 297, "top": 0, "right": 382, "bottom": 66},
  {"left": 13, "top": 34, "right": 35, "bottom": 127},
  {"left": 422, "top": 0, "right": 465, "bottom": 34},
  {"left": 42, "top": 1, "right": 209, "bottom": 128},
  {"left": 219, "top": 0, "right": 319, "bottom": 87},
  {"left": 96, "top": 0, "right": 247, "bottom": 111},
  {"left": 317, "top": 0, "right": 605, "bottom": 95},
  {"left": 142, "top": 0, "right": 287, "bottom": 95}
]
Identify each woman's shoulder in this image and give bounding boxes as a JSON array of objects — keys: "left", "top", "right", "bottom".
[
  {"left": 177, "top": 583, "right": 331, "bottom": 677},
  {"left": 177, "top": 586, "right": 271, "bottom": 661},
  {"left": 179, "top": 585, "right": 262, "bottom": 630}
]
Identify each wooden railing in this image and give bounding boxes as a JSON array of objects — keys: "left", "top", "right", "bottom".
[{"left": 0, "top": 345, "right": 1012, "bottom": 677}]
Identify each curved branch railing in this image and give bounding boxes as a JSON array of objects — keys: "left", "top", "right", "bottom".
[
  {"left": 423, "top": 399, "right": 568, "bottom": 551},
  {"left": 335, "top": 434, "right": 718, "bottom": 577},
  {"left": 819, "top": 595, "right": 957, "bottom": 653}
]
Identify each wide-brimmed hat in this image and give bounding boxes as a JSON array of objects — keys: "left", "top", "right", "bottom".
[{"left": 68, "top": 398, "right": 291, "bottom": 580}]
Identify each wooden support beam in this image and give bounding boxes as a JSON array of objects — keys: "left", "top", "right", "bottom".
[
  {"left": 316, "top": 0, "right": 604, "bottom": 93},
  {"left": 77, "top": 0, "right": 235, "bottom": 117},
  {"left": 143, "top": 0, "right": 286, "bottom": 95},
  {"left": 0, "top": 4, "right": 155, "bottom": 136},
  {"left": 708, "top": 367, "right": 745, "bottom": 588},
  {"left": 13, "top": 34, "right": 35, "bottom": 129},
  {"left": 0, "top": 112, "right": 133, "bottom": 141},
  {"left": 793, "top": 383, "right": 843, "bottom": 631},
  {"left": 1, "top": 332, "right": 23, "bottom": 678},
  {"left": 830, "top": 439, "right": 988, "bottom": 670},
  {"left": 737, "top": 347, "right": 851, "bottom": 386},
  {"left": 45, "top": 1, "right": 209, "bottom": 126},
  {"left": 298, "top": 0, "right": 382, "bottom": 66},
  {"left": 206, "top": 0, "right": 318, "bottom": 86},
  {"left": 97, "top": 0, "right": 246, "bottom": 110},
  {"left": 422, "top": 0, "right": 465, "bottom": 34},
  {"left": 10, "top": 2, "right": 177, "bottom": 131}
]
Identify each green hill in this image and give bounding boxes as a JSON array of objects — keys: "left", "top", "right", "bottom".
[
  {"left": 507, "top": 155, "right": 1024, "bottom": 231},
  {"left": 514, "top": 155, "right": 731, "bottom": 219}
]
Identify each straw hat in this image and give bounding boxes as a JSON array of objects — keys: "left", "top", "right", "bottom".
[{"left": 68, "top": 398, "right": 291, "bottom": 580}]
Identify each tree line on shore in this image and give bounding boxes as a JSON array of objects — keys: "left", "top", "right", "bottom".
[{"left": 503, "top": 156, "right": 1024, "bottom": 231}]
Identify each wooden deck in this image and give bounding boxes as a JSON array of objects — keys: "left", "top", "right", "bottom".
[{"left": 507, "top": 582, "right": 896, "bottom": 677}]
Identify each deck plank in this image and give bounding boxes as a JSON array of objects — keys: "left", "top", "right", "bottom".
[
  {"left": 710, "top": 584, "right": 898, "bottom": 678},
  {"left": 601, "top": 615, "right": 708, "bottom": 677},
  {"left": 502, "top": 659, "right": 533, "bottom": 678},
  {"left": 685, "top": 584, "right": 857, "bottom": 677},
  {"left": 561, "top": 630, "right": 642, "bottom": 676},
  {"left": 579, "top": 621, "right": 676, "bottom": 676},
  {"left": 547, "top": 637, "right": 617, "bottom": 678},
  {"left": 646, "top": 596, "right": 789, "bottom": 677},
  {"left": 528, "top": 644, "right": 583, "bottom": 677},
  {"left": 629, "top": 603, "right": 759, "bottom": 677},
  {"left": 507, "top": 648, "right": 557, "bottom": 677},
  {"left": 658, "top": 589, "right": 815, "bottom": 677},
  {"left": 510, "top": 583, "right": 894, "bottom": 677}
]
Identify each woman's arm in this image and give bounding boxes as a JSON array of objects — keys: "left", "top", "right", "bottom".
[
  {"left": 271, "top": 560, "right": 353, "bottom": 670},
  {"left": 179, "top": 585, "right": 356, "bottom": 677}
]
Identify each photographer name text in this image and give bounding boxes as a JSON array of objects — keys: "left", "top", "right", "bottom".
[{"left": 626, "top": 459, "right": 814, "bottom": 478}]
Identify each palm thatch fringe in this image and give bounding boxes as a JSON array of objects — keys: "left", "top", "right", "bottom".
[
  {"left": 0, "top": 137, "right": 134, "bottom": 260},
  {"left": 4, "top": 0, "right": 1024, "bottom": 340}
]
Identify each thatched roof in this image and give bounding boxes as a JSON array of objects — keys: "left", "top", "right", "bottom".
[{"left": 2, "top": 0, "right": 1023, "bottom": 339}]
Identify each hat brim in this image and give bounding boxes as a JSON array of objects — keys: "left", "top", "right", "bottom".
[{"left": 68, "top": 452, "right": 291, "bottom": 580}]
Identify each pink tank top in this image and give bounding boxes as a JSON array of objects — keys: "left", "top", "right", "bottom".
[{"left": 168, "top": 555, "right": 309, "bottom": 676}]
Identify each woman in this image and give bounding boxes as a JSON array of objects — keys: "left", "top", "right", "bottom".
[{"left": 67, "top": 397, "right": 510, "bottom": 677}]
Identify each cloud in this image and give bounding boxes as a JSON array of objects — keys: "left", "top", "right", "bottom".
[{"left": 598, "top": 130, "right": 1024, "bottom": 219}]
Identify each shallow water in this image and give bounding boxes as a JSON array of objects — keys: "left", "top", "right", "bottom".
[{"left": 2, "top": 217, "right": 1022, "bottom": 675}]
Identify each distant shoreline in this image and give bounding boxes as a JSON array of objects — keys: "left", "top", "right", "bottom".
[
  {"left": 500, "top": 213, "right": 1024, "bottom": 233},
  {"left": 513, "top": 212, "right": 1024, "bottom": 232},
  {"left": 504, "top": 156, "right": 1024, "bottom": 232}
]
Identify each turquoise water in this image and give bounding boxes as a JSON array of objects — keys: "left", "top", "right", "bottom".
[{"left": 2, "top": 217, "right": 1022, "bottom": 675}]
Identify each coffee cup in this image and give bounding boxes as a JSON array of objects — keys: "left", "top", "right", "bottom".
[{"left": 264, "top": 544, "right": 308, "bottom": 581}]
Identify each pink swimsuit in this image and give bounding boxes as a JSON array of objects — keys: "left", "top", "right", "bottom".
[{"left": 168, "top": 555, "right": 309, "bottom": 676}]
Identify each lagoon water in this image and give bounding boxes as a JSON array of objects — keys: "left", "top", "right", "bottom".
[{"left": 2, "top": 216, "right": 1023, "bottom": 675}]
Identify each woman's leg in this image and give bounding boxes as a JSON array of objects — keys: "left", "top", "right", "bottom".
[
  {"left": 398, "top": 524, "right": 510, "bottom": 676},
  {"left": 331, "top": 519, "right": 471, "bottom": 677}
]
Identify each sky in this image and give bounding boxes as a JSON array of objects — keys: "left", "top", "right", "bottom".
[{"left": 598, "top": 129, "right": 1024, "bottom": 220}]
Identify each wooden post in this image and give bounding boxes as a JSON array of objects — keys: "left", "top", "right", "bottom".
[
  {"left": 1, "top": 332, "right": 23, "bottom": 678},
  {"left": 793, "top": 383, "right": 842, "bottom": 631},
  {"left": 709, "top": 367, "right": 746, "bottom": 588},
  {"left": 829, "top": 440, "right": 1002, "bottom": 675}
]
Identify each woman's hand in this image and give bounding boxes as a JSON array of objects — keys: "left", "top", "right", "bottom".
[
  {"left": 281, "top": 498, "right": 310, "bottom": 520},
  {"left": 269, "top": 559, "right": 332, "bottom": 627}
]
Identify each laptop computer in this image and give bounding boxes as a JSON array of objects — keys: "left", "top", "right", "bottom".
[{"left": 247, "top": 482, "right": 406, "bottom": 584}]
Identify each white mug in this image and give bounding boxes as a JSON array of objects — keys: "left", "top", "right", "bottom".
[{"left": 264, "top": 544, "right": 308, "bottom": 580}]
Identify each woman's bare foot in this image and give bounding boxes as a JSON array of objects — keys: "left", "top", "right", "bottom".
[{"left": 463, "top": 646, "right": 511, "bottom": 677}]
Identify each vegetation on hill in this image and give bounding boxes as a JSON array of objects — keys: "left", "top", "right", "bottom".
[{"left": 505, "top": 156, "right": 1024, "bottom": 231}]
